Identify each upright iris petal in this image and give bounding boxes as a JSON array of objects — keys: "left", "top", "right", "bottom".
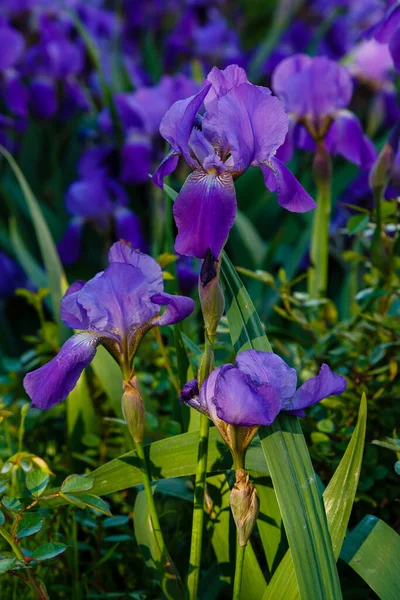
[
  {"left": 153, "top": 64, "right": 315, "bottom": 260},
  {"left": 24, "top": 242, "right": 195, "bottom": 409}
]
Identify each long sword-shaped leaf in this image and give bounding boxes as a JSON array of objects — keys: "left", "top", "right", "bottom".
[
  {"left": 43, "top": 429, "right": 269, "bottom": 506},
  {"left": 220, "top": 251, "right": 342, "bottom": 600},
  {"left": 263, "top": 393, "right": 367, "bottom": 599},
  {"left": 0, "top": 145, "right": 68, "bottom": 338},
  {"left": 341, "top": 515, "right": 400, "bottom": 600}
]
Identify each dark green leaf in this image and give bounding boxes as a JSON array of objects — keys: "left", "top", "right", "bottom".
[
  {"left": 31, "top": 543, "right": 67, "bottom": 561},
  {"left": 2, "top": 497, "right": 22, "bottom": 512},
  {"left": 15, "top": 513, "right": 43, "bottom": 540},
  {"left": 80, "top": 495, "right": 112, "bottom": 517},
  {"left": 0, "top": 558, "right": 17, "bottom": 575},
  {"left": 26, "top": 470, "right": 50, "bottom": 498},
  {"left": 347, "top": 214, "right": 369, "bottom": 234}
]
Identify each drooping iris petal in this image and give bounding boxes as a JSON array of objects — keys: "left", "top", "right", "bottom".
[
  {"left": 57, "top": 218, "right": 84, "bottom": 266},
  {"left": 152, "top": 150, "right": 180, "bottom": 189},
  {"left": 214, "top": 366, "right": 281, "bottom": 427},
  {"left": 151, "top": 292, "right": 195, "bottom": 326},
  {"left": 198, "top": 365, "right": 225, "bottom": 423},
  {"left": 66, "top": 174, "right": 113, "bottom": 219},
  {"left": 235, "top": 350, "right": 297, "bottom": 405},
  {"left": 180, "top": 379, "right": 204, "bottom": 414},
  {"left": 173, "top": 170, "right": 236, "bottom": 259},
  {"left": 325, "top": 110, "right": 377, "bottom": 168},
  {"left": 114, "top": 207, "right": 145, "bottom": 249},
  {"left": 209, "top": 82, "right": 288, "bottom": 172},
  {"left": 3, "top": 71, "right": 29, "bottom": 118},
  {"left": 389, "top": 27, "right": 400, "bottom": 71},
  {"left": 262, "top": 157, "right": 316, "bottom": 212},
  {"left": 23, "top": 333, "right": 100, "bottom": 410},
  {"left": 286, "top": 364, "right": 347, "bottom": 413},
  {"left": 159, "top": 83, "right": 211, "bottom": 167}
]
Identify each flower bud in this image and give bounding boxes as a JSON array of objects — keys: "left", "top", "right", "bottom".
[
  {"left": 121, "top": 377, "right": 145, "bottom": 443},
  {"left": 199, "top": 248, "right": 225, "bottom": 342},
  {"left": 230, "top": 469, "right": 259, "bottom": 547}
]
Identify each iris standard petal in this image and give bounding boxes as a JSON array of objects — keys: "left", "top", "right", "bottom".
[
  {"left": 159, "top": 83, "right": 211, "bottom": 166},
  {"left": 262, "top": 157, "right": 316, "bottom": 212},
  {"left": 151, "top": 291, "right": 195, "bottom": 326},
  {"left": 30, "top": 77, "right": 57, "bottom": 119},
  {"left": 121, "top": 135, "right": 152, "bottom": 184},
  {"left": 60, "top": 279, "right": 88, "bottom": 330},
  {"left": 235, "top": 350, "right": 297, "bottom": 405},
  {"left": 212, "top": 82, "right": 288, "bottom": 172},
  {"left": 205, "top": 64, "right": 250, "bottom": 107},
  {"left": 286, "top": 364, "right": 347, "bottom": 412},
  {"left": 23, "top": 332, "right": 100, "bottom": 410},
  {"left": 0, "top": 27, "right": 25, "bottom": 71},
  {"left": 173, "top": 170, "right": 236, "bottom": 259},
  {"left": 214, "top": 366, "right": 281, "bottom": 427},
  {"left": 325, "top": 110, "right": 377, "bottom": 168},
  {"left": 3, "top": 71, "right": 29, "bottom": 118},
  {"left": 108, "top": 241, "right": 163, "bottom": 294}
]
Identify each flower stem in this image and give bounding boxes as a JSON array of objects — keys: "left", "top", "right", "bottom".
[
  {"left": 134, "top": 441, "right": 184, "bottom": 598},
  {"left": 233, "top": 541, "right": 246, "bottom": 600},
  {"left": 187, "top": 335, "right": 214, "bottom": 599},
  {"left": 308, "top": 144, "right": 332, "bottom": 299},
  {"left": 0, "top": 525, "right": 48, "bottom": 599}
]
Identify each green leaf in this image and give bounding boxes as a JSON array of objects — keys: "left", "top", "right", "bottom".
[
  {"left": 44, "top": 428, "right": 269, "bottom": 506},
  {"left": 395, "top": 461, "right": 400, "bottom": 476},
  {"left": 2, "top": 497, "right": 22, "bottom": 512},
  {"left": 347, "top": 214, "right": 369, "bottom": 234},
  {"left": 341, "top": 516, "right": 400, "bottom": 599},
  {"left": 60, "top": 493, "right": 86, "bottom": 509},
  {"left": 253, "top": 473, "right": 285, "bottom": 576},
  {"left": 234, "top": 210, "right": 267, "bottom": 266},
  {"left": 91, "top": 346, "right": 124, "bottom": 418},
  {"left": 15, "top": 513, "right": 43, "bottom": 540},
  {"left": 263, "top": 393, "right": 367, "bottom": 599},
  {"left": 9, "top": 216, "right": 47, "bottom": 289},
  {"left": 67, "top": 370, "right": 99, "bottom": 440},
  {"left": 80, "top": 495, "right": 112, "bottom": 517},
  {"left": 26, "top": 470, "right": 50, "bottom": 498},
  {"left": 31, "top": 542, "right": 67, "bottom": 561},
  {"left": 134, "top": 487, "right": 185, "bottom": 600},
  {"left": 0, "top": 511, "right": 4, "bottom": 526},
  {"left": 61, "top": 474, "right": 95, "bottom": 494},
  {"left": 220, "top": 251, "right": 342, "bottom": 600},
  {"left": 0, "top": 145, "right": 68, "bottom": 338},
  {"left": 0, "top": 557, "right": 17, "bottom": 575}
]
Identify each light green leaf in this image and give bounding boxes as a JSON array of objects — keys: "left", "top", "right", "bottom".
[
  {"left": 221, "top": 251, "right": 342, "bottom": 600},
  {"left": 134, "top": 487, "right": 185, "bottom": 600},
  {"left": 341, "top": 516, "right": 400, "bottom": 599},
  {"left": 61, "top": 474, "right": 95, "bottom": 494},
  {"left": 80, "top": 495, "right": 112, "bottom": 517},
  {"left": 2, "top": 497, "right": 22, "bottom": 512},
  {"left": 60, "top": 493, "right": 86, "bottom": 509},
  {"left": 9, "top": 216, "right": 47, "bottom": 289},
  {"left": 0, "top": 511, "right": 4, "bottom": 526},
  {"left": 253, "top": 473, "right": 285, "bottom": 576},
  {"left": 67, "top": 370, "right": 99, "bottom": 439},
  {"left": 31, "top": 542, "right": 67, "bottom": 561},
  {"left": 15, "top": 513, "right": 43, "bottom": 540},
  {"left": 0, "top": 145, "right": 68, "bottom": 338},
  {"left": 91, "top": 346, "right": 123, "bottom": 418},
  {"left": 263, "top": 393, "right": 367, "bottom": 599},
  {"left": 26, "top": 470, "right": 50, "bottom": 498},
  {"left": 0, "top": 558, "right": 17, "bottom": 575}
]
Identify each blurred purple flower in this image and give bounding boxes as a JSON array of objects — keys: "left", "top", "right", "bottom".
[
  {"left": 153, "top": 64, "right": 315, "bottom": 259},
  {"left": 24, "top": 241, "right": 195, "bottom": 409},
  {"left": 368, "top": 2, "right": 400, "bottom": 71},
  {"left": 59, "top": 150, "right": 145, "bottom": 265},
  {"left": 0, "top": 251, "right": 26, "bottom": 300},
  {"left": 181, "top": 349, "right": 347, "bottom": 427},
  {"left": 177, "top": 255, "right": 200, "bottom": 294},
  {"left": 272, "top": 54, "right": 376, "bottom": 168}
]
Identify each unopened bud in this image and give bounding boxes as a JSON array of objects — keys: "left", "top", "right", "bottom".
[
  {"left": 122, "top": 377, "right": 145, "bottom": 443},
  {"left": 199, "top": 248, "right": 225, "bottom": 341},
  {"left": 230, "top": 469, "right": 259, "bottom": 546},
  {"left": 369, "top": 143, "right": 394, "bottom": 193},
  {"left": 312, "top": 143, "right": 332, "bottom": 189}
]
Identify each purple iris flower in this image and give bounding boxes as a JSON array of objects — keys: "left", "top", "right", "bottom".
[
  {"left": 272, "top": 54, "right": 376, "bottom": 168},
  {"left": 153, "top": 64, "right": 315, "bottom": 260},
  {"left": 59, "top": 149, "right": 145, "bottom": 265},
  {"left": 24, "top": 242, "right": 195, "bottom": 410},
  {"left": 181, "top": 350, "right": 347, "bottom": 427},
  {"left": 368, "top": 2, "right": 400, "bottom": 71}
]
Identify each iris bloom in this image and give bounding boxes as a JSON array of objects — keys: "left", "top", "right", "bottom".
[
  {"left": 181, "top": 349, "right": 346, "bottom": 428},
  {"left": 24, "top": 242, "right": 195, "bottom": 410},
  {"left": 368, "top": 3, "right": 400, "bottom": 71},
  {"left": 272, "top": 54, "right": 376, "bottom": 168},
  {"left": 153, "top": 64, "right": 315, "bottom": 260}
]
